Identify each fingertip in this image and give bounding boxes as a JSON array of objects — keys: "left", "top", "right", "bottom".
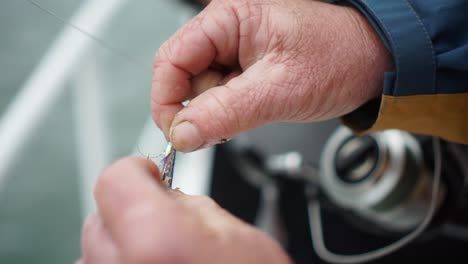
[
  {"left": 168, "top": 84, "right": 243, "bottom": 152},
  {"left": 133, "top": 156, "right": 161, "bottom": 182},
  {"left": 94, "top": 156, "right": 177, "bottom": 250},
  {"left": 95, "top": 157, "right": 160, "bottom": 191},
  {"left": 94, "top": 157, "right": 165, "bottom": 218},
  {"left": 170, "top": 121, "right": 205, "bottom": 152}
]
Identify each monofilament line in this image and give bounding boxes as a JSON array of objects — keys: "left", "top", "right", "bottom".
[{"left": 25, "top": 0, "right": 149, "bottom": 72}]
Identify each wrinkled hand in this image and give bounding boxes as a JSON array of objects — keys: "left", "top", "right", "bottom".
[
  {"left": 152, "top": 0, "right": 392, "bottom": 152},
  {"left": 77, "top": 157, "right": 291, "bottom": 264}
]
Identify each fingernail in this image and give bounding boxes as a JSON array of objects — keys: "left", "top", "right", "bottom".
[{"left": 170, "top": 121, "right": 204, "bottom": 152}]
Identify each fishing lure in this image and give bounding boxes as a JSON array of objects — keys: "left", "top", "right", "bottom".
[{"left": 160, "top": 143, "right": 177, "bottom": 188}]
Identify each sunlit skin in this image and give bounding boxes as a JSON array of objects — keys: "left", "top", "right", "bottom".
[
  {"left": 76, "top": 157, "right": 292, "bottom": 264},
  {"left": 151, "top": 0, "right": 392, "bottom": 152},
  {"left": 78, "top": 0, "right": 392, "bottom": 263}
]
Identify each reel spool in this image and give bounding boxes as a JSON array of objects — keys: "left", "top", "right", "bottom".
[{"left": 320, "top": 127, "right": 445, "bottom": 233}]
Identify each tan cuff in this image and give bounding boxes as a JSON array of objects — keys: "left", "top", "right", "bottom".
[{"left": 343, "top": 93, "right": 468, "bottom": 144}]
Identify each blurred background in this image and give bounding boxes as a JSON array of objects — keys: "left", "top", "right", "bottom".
[{"left": 0, "top": 1, "right": 198, "bottom": 263}]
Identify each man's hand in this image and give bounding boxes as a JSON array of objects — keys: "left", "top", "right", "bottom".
[
  {"left": 77, "top": 157, "right": 291, "bottom": 264},
  {"left": 152, "top": 0, "right": 392, "bottom": 152}
]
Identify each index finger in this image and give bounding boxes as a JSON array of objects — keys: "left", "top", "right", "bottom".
[{"left": 151, "top": 1, "right": 240, "bottom": 134}]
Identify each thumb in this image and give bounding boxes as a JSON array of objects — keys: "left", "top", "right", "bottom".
[{"left": 170, "top": 64, "right": 282, "bottom": 152}]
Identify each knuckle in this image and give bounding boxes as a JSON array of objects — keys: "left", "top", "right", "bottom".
[
  {"left": 157, "top": 40, "right": 171, "bottom": 60},
  {"left": 153, "top": 40, "right": 176, "bottom": 71},
  {"left": 235, "top": 0, "right": 263, "bottom": 25},
  {"left": 152, "top": 51, "right": 163, "bottom": 71},
  {"left": 153, "top": 40, "right": 172, "bottom": 70},
  {"left": 150, "top": 99, "right": 162, "bottom": 126}
]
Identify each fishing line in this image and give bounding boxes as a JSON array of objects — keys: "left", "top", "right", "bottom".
[
  {"left": 136, "top": 144, "right": 164, "bottom": 161},
  {"left": 24, "top": 0, "right": 177, "bottom": 170},
  {"left": 24, "top": 0, "right": 149, "bottom": 72}
]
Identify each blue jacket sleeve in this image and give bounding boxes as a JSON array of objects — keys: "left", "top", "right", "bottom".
[{"left": 333, "top": 0, "right": 468, "bottom": 144}]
